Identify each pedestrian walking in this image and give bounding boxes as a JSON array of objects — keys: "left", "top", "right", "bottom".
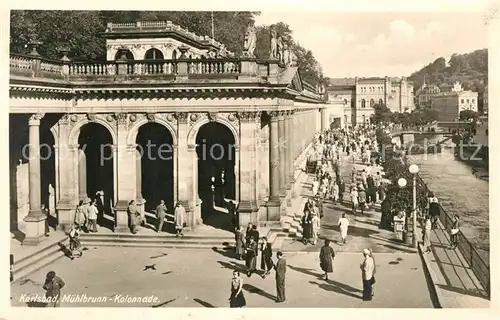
[
  {"left": 68, "top": 224, "right": 82, "bottom": 259},
  {"left": 155, "top": 200, "right": 167, "bottom": 233},
  {"left": 87, "top": 199, "right": 98, "bottom": 232},
  {"left": 428, "top": 192, "right": 440, "bottom": 229},
  {"left": 450, "top": 215, "right": 460, "bottom": 249},
  {"left": 260, "top": 237, "right": 274, "bottom": 278},
  {"left": 338, "top": 179, "right": 345, "bottom": 203},
  {"left": 174, "top": 202, "right": 186, "bottom": 237},
  {"left": 423, "top": 216, "right": 432, "bottom": 253},
  {"left": 369, "top": 248, "right": 376, "bottom": 297},
  {"left": 311, "top": 212, "right": 320, "bottom": 245},
  {"left": 74, "top": 200, "right": 87, "bottom": 232},
  {"left": 245, "top": 237, "right": 258, "bottom": 277},
  {"left": 331, "top": 182, "right": 339, "bottom": 204},
  {"left": 358, "top": 186, "right": 367, "bottom": 215},
  {"left": 360, "top": 248, "right": 375, "bottom": 301},
  {"left": 43, "top": 271, "right": 65, "bottom": 307},
  {"left": 229, "top": 270, "right": 246, "bottom": 308},
  {"left": 235, "top": 226, "right": 245, "bottom": 260},
  {"left": 42, "top": 204, "right": 50, "bottom": 236},
  {"left": 274, "top": 251, "right": 287, "bottom": 303},
  {"left": 319, "top": 239, "right": 335, "bottom": 280},
  {"left": 338, "top": 213, "right": 350, "bottom": 244},
  {"left": 128, "top": 200, "right": 139, "bottom": 234},
  {"left": 301, "top": 210, "right": 312, "bottom": 244},
  {"left": 351, "top": 186, "right": 359, "bottom": 215}
]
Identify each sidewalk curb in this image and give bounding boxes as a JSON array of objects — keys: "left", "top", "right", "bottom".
[{"left": 418, "top": 243, "right": 443, "bottom": 308}]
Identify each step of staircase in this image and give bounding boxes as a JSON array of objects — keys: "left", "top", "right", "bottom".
[
  {"left": 12, "top": 236, "right": 69, "bottom": 283},
  {"left": 79, "top": 233, "right": 236, "bottom": 249}
]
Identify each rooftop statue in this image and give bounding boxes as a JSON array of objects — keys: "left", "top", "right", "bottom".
[
  {"left": 270, "top": 30, "right": 278, "bottom": 60},
  {"left": 277, "top": 37, "right": 283, "bottom": 63},
  {"left": 243, "top": 22, "right": 257, "bottom": 57}
]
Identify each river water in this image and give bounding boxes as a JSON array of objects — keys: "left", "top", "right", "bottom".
[{"left": 408, "top": 149, "right": 489, "bottom": 261}]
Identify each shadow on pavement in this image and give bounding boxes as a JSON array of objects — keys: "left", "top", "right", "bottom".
[
  {"left": 288, "top": 265, "right": 322, "bottom": 279},
  {"left": 382, "top": 244, "right": 417, "bottom": 254},
  {"left": 309, "top": 280, "right": 362, "bottom": 300},
  {"left": 243, "top": 283, "right": 276, "bottom": 301},
  {"left": 217, "top": 260, "right": 247, "bottom": 272},
  {"left": 212, "top": 246, "right": 235, "bottom": 259},
  {"left": 193, "top": 298, "right": 216, "bottom": 307},
  {"left": 322, "top": 225, "right": 379, "bottom": 238}
]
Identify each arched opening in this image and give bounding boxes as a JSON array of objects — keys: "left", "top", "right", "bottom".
[
  {"left": 114, "top": 50, "right": 134, "bottom": 61},
  {"left": 370, "top": 99, "right": 375, "bottom": 107},
  {"left": 361, "top": 99, "right": 366, "bottom": 108},
  {"left": 172, "top": 50, "right": 178, "bottom": 60},
  {"left": 144, "top": 48, "right": 164, "bottom": 60},
  {"left": 78, "top": 123, "right": 114, "bottom": 230},
  {"left": 40, "top": 115, "right": 59, "bottom": 230},
  {"left": 9, "top": 114, "right": 29, "bottom": 234},
  {"left": 136, "top": 123, "right": 174, "bottom": 231},
  {"left": 196, "top": 122, "right": 236, "bottom": 231}
]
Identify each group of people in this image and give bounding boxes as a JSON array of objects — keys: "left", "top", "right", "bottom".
[{"left": 127, "top": 200, "right": 187, "bottom": 236}]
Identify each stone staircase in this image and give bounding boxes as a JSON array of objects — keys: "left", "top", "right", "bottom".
[{"left": 11, "top": 233, "right": 69, "bottom": 283}]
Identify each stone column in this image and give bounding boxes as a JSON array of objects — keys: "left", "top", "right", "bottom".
[
  {"left": 78, "top": 149, "right": 87, "bottom": 201},
  {"left": 56, "top": 115, "right": 75, "bottom": 231},
  {"left": 114, "top": 113, "right": 136, "bottom": 233},
  {"left": 289, "top": 111, "right": 298, "bottom": 198},
  {"left": 176, "top": 113, "right": 196, "bottom": 227},
  {"left": 23, "top": 113, "right": 47, "bottom": 245},
  {"left": 278, "top": 112, "right": 286, "bottom": 197},
  {"left": 266, "top": 111, "right": 281, "bottom": 221},
  {"left": 284, "top": 111, "right": 291, "bottom": 189},
  {"left": 135, "top": 149, "right": 145, "bottom": 218},
  {"left": 238, "top": 112, "right": 259, "bottom": 226}
]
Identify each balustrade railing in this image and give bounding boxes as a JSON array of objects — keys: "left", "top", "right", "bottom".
[
  {"left": 10, "top": 53, "right": 244, "bottom": 80},
  {"left": 400, "top": 156, "right": 491, "bottom": 297}
]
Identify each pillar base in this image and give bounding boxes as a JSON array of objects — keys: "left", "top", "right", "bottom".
[
  {"left": 22, "top": 213, "right": 47, "bottom": 246},
  {"left": 57, "top": 199, "right": 75, "bottom": 232},
  {"left": 114, "top": 200, "right": 130, "bottom": 233},
  {"left": 266, "top": 196, "right": 281, "bottom": 221}
]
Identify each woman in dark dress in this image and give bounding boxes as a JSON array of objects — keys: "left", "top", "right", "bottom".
[
  {"left": 301, "top": 210, "right": 312, "bottom": 244},
  {"left": 245, "top": 237, "right": 258, "bottom": 277},
  {"left": 319, "top": 239, "right": 335, "bottom": 280},
  {"left": 229, "top": 270, "right": 246, "bottom": 308}
]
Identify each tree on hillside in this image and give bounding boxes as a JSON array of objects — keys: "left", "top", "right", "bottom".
[{"left": 408, "top": 49, "right": 488, "bottom": 91}]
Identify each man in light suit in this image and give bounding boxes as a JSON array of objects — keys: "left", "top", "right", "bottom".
[{"left": 274, "top": 251, "right": 287, "bottom": 303}]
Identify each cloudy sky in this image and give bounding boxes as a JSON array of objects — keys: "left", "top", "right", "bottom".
[{"left": 254, "top": 11, "right": 489, "bottom": 78}]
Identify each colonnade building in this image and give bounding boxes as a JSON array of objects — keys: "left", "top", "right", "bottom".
[{"left": 9, "top": 21, "right": 329, "bottom": 244}]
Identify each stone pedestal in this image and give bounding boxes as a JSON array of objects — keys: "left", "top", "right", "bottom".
[
  {"left": 56, "top": 199, "right": 74, "bottom": 232},
  {"left": 22, "top": 214, "right": 47, "bottom": 245},
  {"left": 114, "top": 200, "right": 130, "bottom": 233}
]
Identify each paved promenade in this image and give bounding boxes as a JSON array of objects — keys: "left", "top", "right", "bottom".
[{"left": 10, "top": 247, "right": 433, "bottom": 308}]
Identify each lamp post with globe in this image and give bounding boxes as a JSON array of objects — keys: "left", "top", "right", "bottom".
[{"left": 408, "top": 164, "right": 420, "bottom": 248}]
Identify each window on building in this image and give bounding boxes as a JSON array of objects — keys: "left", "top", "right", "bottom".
[
  {"left": 344, "top": 99, "right": 348, "bottom": 105},
  {"left": 361, "top": 99, "right": 366, "bottom": 108},
  {"left": 379, "top": 99, "right": 383, "bottom": 105},
  {"left": 114, "top": 49, "right": 134, "bottom": 60},
  {"left": 467, "top": 99, "right": 470, "bottom": 103},
  {"left": 461, "top": 99, "right": 464, "bottom": 103},
  {"left": 472, "top": 99, "right": 475, "bottom": 103},
  {"left": 370, "top": 99, "right": 375, "bottom": 107}
]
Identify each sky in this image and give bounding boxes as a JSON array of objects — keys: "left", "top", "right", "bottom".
[{"left": 254, "top": 11, "right": 489, "bottom": 78}]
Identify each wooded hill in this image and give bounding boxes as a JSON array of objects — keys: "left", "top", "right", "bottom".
[{"left": 408, "top": 49, "right": 488, "bottom": 92}]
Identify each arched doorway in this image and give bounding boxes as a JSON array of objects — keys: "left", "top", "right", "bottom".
[
  {"left": 136, "top": 123, "right": 174, "bottom": 230},
  {"left": 78, "top": 123, "right": 114, "bottom": 229},
  {"left": 196, "top": 122, "right": 236, "bottom": 230},
  {"left": 144, "top": 48, "right": 164, "bottom": 60}
]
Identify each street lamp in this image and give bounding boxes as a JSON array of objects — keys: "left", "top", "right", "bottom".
[{"left": 409, "top": 164, "right": 420, "bottom": 248}]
